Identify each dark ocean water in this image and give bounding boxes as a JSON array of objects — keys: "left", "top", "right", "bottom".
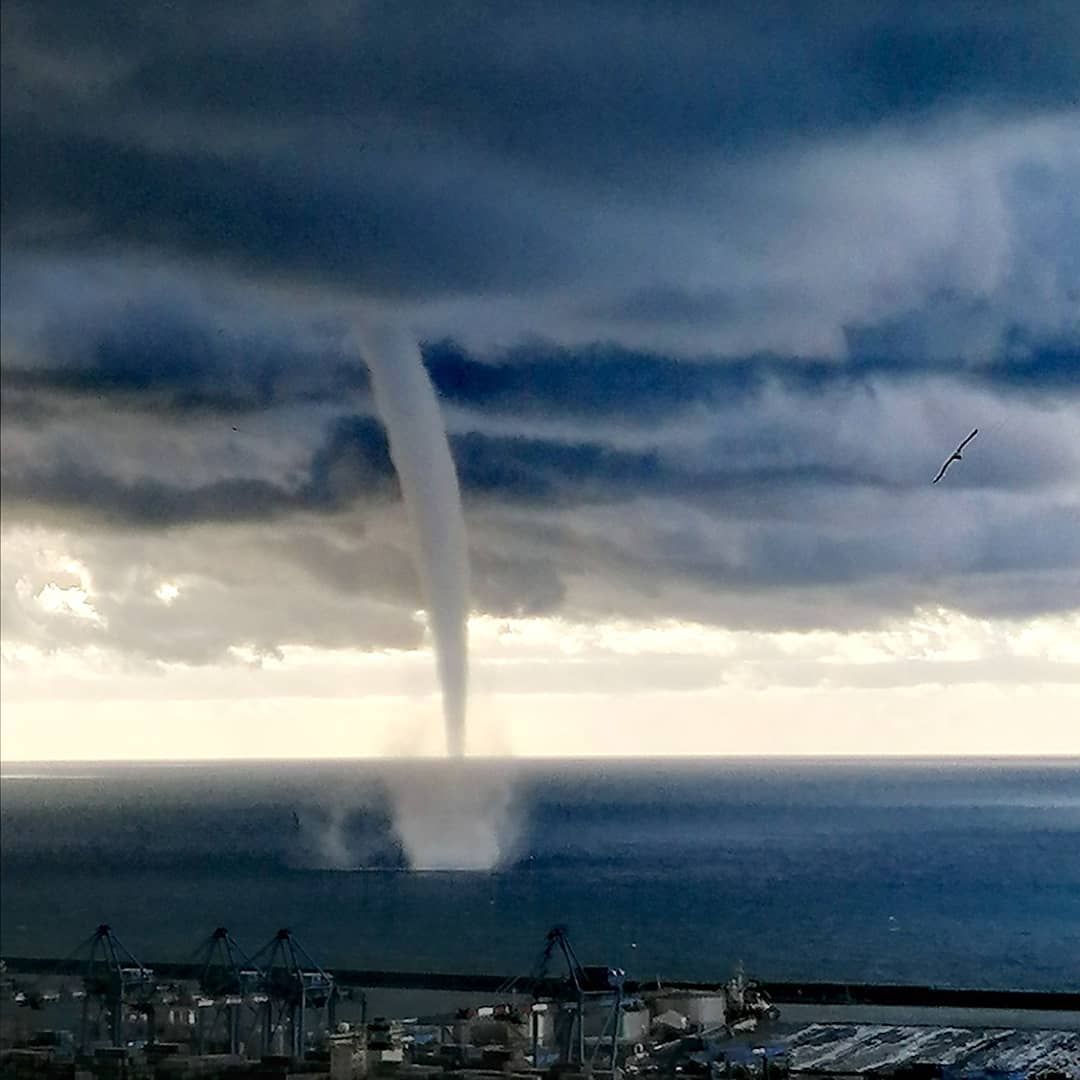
[{"left": 2, "top": 758, "right": 1078, "bottom": 992}]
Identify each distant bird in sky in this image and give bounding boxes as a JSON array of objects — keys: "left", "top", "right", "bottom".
[{"left": 932, "top": 428, "right": 978, "bottom": 484}]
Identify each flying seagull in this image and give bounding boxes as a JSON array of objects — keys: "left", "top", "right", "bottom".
[{"left": 932, "top": 428, "right": 978, "bottom": 484}]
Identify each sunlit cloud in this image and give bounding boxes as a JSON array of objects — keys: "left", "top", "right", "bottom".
[
  {"left": 154, "top": 581, "right": 180, "bottom": 605},
  {"left": 35, "top": 582, "right": 101, "bottom": 623}
]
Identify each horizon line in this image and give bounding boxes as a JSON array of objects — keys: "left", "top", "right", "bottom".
[{"left": 3, "top": 751, "right": 1078, "bottom": 769}]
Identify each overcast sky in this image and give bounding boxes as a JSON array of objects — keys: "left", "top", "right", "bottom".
[{"left": 2, "top": 1, "right": 1078, "bottom": 759}]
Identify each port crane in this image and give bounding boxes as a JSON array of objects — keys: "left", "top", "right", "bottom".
[
  {"left": 249, "top": 928, "right": 337, "bottom": 1061},
  {"left": 190, "top": 927, "right": 264, "bottom": 1055},
  {"left": 510, "top": 925, "right": 626, "bottom": 1071},
  {"left": 71, "top": 924, "right": 156, "bottom": 1050}
]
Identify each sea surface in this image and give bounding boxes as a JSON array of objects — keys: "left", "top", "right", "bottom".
[{"left": 1, "top": 758, "right": 1078, "bottom": 992}]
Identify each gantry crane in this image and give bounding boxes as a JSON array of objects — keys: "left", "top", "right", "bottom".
[
  {"left": 249, "top": 928, "right": 336, "bottom": 1061},
  {"left": 507, "top": 926, "right": 626, "bottom": 1070},
  {"left": 190, "top": 927, "right": 264, "bottom": 1055},
  {"left": 72, "top": 924, "right": 156, "bottom": 1050}
]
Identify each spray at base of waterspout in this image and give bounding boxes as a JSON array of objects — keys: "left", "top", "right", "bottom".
[{"left": 387, "top": 763, "right": 517, "bottom": 872}]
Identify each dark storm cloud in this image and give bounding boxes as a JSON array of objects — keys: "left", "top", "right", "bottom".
[
  {"left": 135, "top": 4, "right": 1075, "bottom": 146},
  {"left": 3, "top": 1, "right": 1078, "bottom": 368},
  {"left": 427, "top": 337, "right": 1080, "bottom": 420},
  {"left": 7, "top": 1, "right": 1078, "bottom": 172},
  {"left": 6, "top": 304, "right": 1077, "bottom": 506},
  {"left": 1, "top": 0, "right": 1078, "bottom": 657},
  {"left": 304, "top": 415, "right": 399, "bottom": 508},
  {"left": 454, "top": 431, "right": 881, "bottom": 506},
  {"left": 1, "top": 462, "right": 307, "bottom": 529},
  {"left": 3, "top": 1, "right": 1078, "bottom": 294},
  {"left": 984, "top": 342, "right": 1080, "bottom": 393},
  {"left": 594, "top": 286, "right": 745, "bottom": 328},
  {"left": 6, "top": 355, "right": 1071, "bottom": 536},
  {"left": 0, "top": 406, "right": 851, "bottom": 529},
  {"left": 4, "top": 302, "right": 1077, "bottom": 444},
  {"left": 1, "top": 414, "right": 397, "bottom": 528},
  {"left": 424, "top": 341, "right": 759, "bottom": 419},
  {"left": 2, "top": 299, "right": 368, "bottom": 414},
  {"left": 0, "top": 122, "right": 566, "bottom": 297}
]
